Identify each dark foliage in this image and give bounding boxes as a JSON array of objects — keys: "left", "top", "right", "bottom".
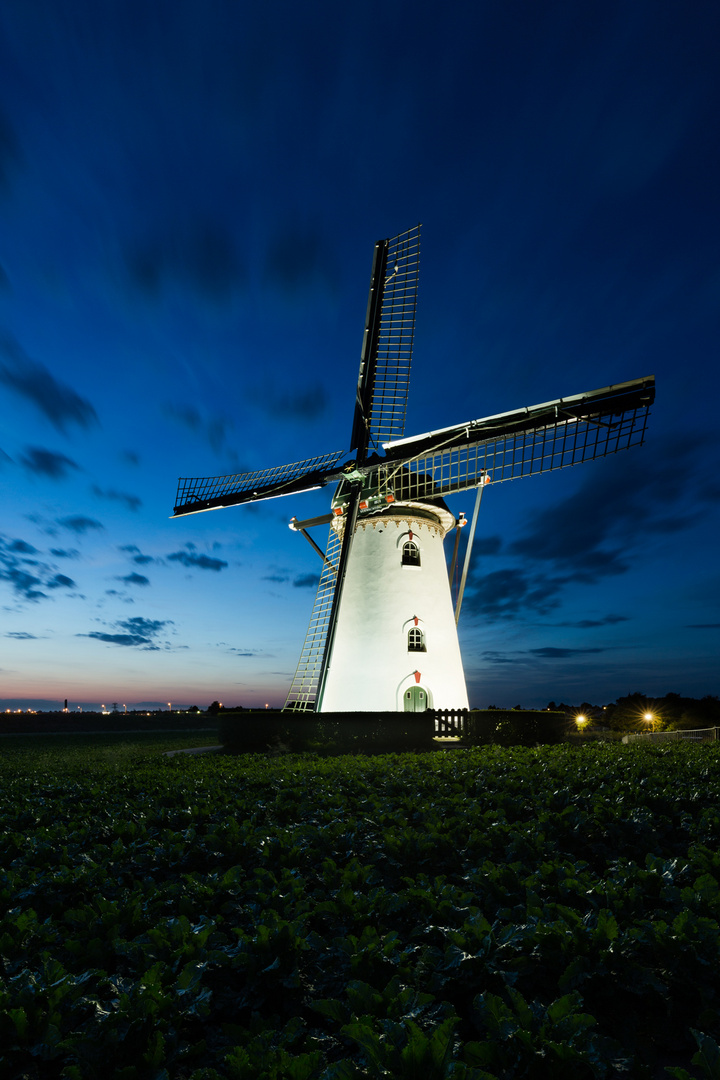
[
  {"left": 3, "top": 744, "right": 720, "bottom": 1078},
  {"left": 607, "top": 693, "right": 720, "bottom": 732}
]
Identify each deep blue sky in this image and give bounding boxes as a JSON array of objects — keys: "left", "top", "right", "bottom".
[{"left": 1, "top": 0, "right": 718, "bottom": 710}]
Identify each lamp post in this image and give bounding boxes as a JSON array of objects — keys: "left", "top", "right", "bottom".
[
  {"left": 644, "top": 711, "right": 654, "bottom": 731},
  {"left": 575, "top": 714, "right": 588, "bottom": 734}
]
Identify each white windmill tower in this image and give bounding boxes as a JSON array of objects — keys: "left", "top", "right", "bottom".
[{"left": 172, "top": 226, "right": 655, "bottom": 713}]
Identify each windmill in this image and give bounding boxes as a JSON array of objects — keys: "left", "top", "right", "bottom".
[{"left": 172, "top": 225, "right": 655, "bottom": 713}]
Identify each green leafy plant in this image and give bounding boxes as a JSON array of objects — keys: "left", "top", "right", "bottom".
[
  {"left": 667, "top": 1030, "right": 720, "bottom": 1079},
  {"left": 1, "top": 742, "right": 720, "bottom": 1077}
]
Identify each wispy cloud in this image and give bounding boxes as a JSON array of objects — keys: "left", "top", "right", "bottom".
[
  {"left": 0, "top": 333, "right": 98, "bottom": 432},
  {"left": 56, "top": 516, "right": 104, "bottom": 534},
  {"left": 47, "top": 574, "right": 76, "bottom": 589},
  {"left": 0, "top": 106, "right": 21, "bottom": 195},
  {"left": 509, "top": 435, "right": 718, "bottom": 576},
  {"left": 119, "top": 545, "right": 156, "bottom": 565},
  {"left": 19, "top": 447, "right": 81, "bottom": 479},
  {"left": 529, "top": 646, "right": 605, "bottom": 659},
  {"left": 126, "top": 220, "right": 245, "bottom": 303},
  {"left": 556, "top": 615, "right": 629, "bottom": 629},
  {"left": 8, "top": 539, "right": 38, "bottom": 555},
  {"left": 216, "top": 641, "right": 264, "bottom": 657},
  {"left": 0, "top": 534, "right": 77, "bottom": 602},
  {"left": 263, "top": 223, "right": 336, "bottom": 298},
  {"left": 480, "top": 646, "right": 607, "bottom": 665},
  {"left": 164, "top": 403, "right": 234, "bottom": 455},
  {"left": 167, "top": 545, "right": 227, "bottom": 571},
  {"left": 80, "top": 616, "right": 173, "bottom": 650},
  {"left": 293, "top": 572, "right": 320, "bottom": 589},
  {"left": 117, "top": 572, "right": 150, "bottom": 587},
  {"left": 5, "top": 631, "right": 40, "bottom": 640},
  {"left": 251, "top": 381, "right": 328, "bottom": 422},
  {"left": 463, "top": 567, "right": 564, "bottom": 620},
  {"left": 92, "top": 486, "right": 142, "bottom": 511},
  {"left": 481, "top": 650, "right": 530, "bottom": 667}
]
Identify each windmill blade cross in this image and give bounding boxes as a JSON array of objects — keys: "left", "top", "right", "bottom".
[
  {"left": 172, "top": 448, "right": 351, "bottom": 517},
  {"left": 170, "top": 224, "right": 656, "bottom": 717},
  {"left": 378, "top": 375, "right": 655, "bottom": 501},
  {"left": 350, "top": 224, "right": 421, "bottom": 461}
]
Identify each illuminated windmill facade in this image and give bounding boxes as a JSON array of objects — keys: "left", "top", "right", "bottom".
[
  {"left": 172, "top": 226, "right": 655, "bottom": 713},
  {"left": 319, "top": 496, "right": 469, "bottom": 713}
]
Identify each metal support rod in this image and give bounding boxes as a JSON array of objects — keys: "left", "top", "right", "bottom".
[
  {"left": 297, "top": 526, "right": 334, "bottom": 566},
  {"left": 315, "top": 488, "right": 361, "bottom": 711},
  {"left": 455, "top": 481, "right": 486, "bottom": 625},
  {"left": 448, "top": 514, "right": 465, "bottom": 586},
  {"left": 290, "top": 512, "right": 335, "bottom": 531}
]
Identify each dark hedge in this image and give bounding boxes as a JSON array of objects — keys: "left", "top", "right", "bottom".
[{"left": 219, "top": 710, "right": 567, "bottom": 755}]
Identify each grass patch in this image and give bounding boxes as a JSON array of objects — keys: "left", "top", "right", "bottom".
[{"left": 0, "top": 730, "right": 220, "bottom": 772}]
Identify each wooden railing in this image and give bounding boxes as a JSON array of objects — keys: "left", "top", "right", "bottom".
[{"left": 623, "top": 727, "right": 720, "bottom": 744}]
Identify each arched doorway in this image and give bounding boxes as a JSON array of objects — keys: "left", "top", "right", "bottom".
[{"left": 404, "top": 685, "right": 428, "bottom": 712}]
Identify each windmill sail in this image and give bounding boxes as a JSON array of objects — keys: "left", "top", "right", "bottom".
[
  {"left": 172, "top": 449, "right": 349, "bottom": 517},
  {"left": 284, "top": 490, "right": 361, "bottom": 712},
  {"left": 285, "top": 227, "right": 423, "bottom": 710},
  {"left": 283, "top": 522, "right": 343, "bottom": 711},
  {"left": 378, "top": 376, "right": 654, "bottom": 501},
  {"left": 350, "top": 224, "right": 421, "bottom": 459}
]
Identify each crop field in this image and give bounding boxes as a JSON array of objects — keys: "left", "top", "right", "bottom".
[{"left": 2, "top": 739, "right": 720, "bottom": 1079}]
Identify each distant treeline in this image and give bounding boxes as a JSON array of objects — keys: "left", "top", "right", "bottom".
[{"left": 554, "top": 692, "right": 720, "bottom": 732}]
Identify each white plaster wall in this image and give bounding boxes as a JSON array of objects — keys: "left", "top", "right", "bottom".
[{"left": 319, "top": 507, "right": 469, "bottom": 712}]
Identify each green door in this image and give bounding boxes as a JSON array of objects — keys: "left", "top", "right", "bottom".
[{"left": 404, "top": 685, "right": 427, "bottom": 712}]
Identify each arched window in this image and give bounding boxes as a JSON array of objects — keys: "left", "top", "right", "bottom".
[
  {"left": 402, "top": 540, "right": 420, "bottom": 566},
  {"left": 408, "top": 627, "right": 425, "bottom": 652}
]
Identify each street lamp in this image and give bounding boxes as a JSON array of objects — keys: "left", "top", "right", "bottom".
[
  {"left": 644, "top": 711, "right": 654, "bottom": 730},
  {"left": 575, "top": 714, "right": 588, "bottom": 733}
]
